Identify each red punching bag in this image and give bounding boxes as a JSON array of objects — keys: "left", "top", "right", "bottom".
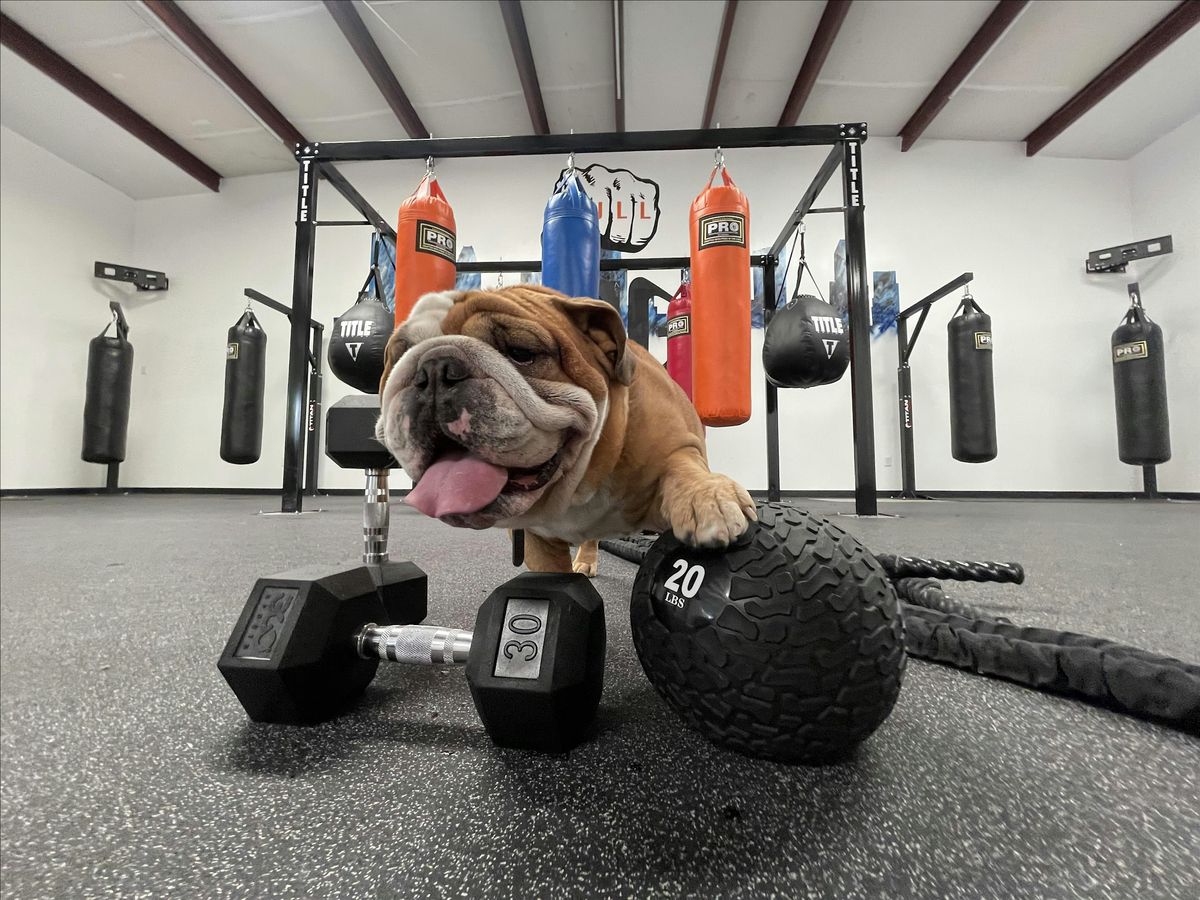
[
  {"left": 689, "top": 163, "right": 751, "bottom": 426},
  {"left": 395, "top": 172, "right": 457, "bottom": 326},
  {"left": 666, "top": 281, "right": 694, "bottom": 401}
]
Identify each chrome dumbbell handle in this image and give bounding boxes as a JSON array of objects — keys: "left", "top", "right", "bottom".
[{"left": 356, "top": 624, "right": 473, "bottom": 665}]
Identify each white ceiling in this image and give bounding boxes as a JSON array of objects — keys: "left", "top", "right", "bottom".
[{"left": 1, "top": 0, "right": 1197, "bottom": 200}]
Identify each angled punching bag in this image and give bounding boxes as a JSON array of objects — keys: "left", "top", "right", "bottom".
[
  {"left": 395, "top": 172, "right": 456, "bottom": 326},
  {"left": 947, "top": 294, "right": 997, "bottom": 463},
  {"left": 1112, "top": 302, "right": 1170, "bottom": 465},
  {"left": 689, "top": 163, "right": 751, "bottom": 426},
  {"left": 220, "top": 309, "right": 267, "bottom": 464},
  {"left": 762, "top": 294, "right": 849, "bottom": 388},
  {"left": 328, "top": 288, "right": 393, "bottom": 394},
  {"left": 82, "top": 304, "right": 134, "bottom": 464},
  {"left": 542, "top": 174, "right": 600, "bottom": 299}
]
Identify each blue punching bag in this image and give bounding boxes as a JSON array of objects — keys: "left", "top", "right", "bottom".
[{"left": 542, "top": 175, "right": 600, "bottom": 298}]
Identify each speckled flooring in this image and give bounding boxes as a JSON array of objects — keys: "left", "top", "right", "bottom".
[{"left": 1, "top": 494, "right": 1197, "bottom": 899}]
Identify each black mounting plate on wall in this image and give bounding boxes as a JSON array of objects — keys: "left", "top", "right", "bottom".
[
  {"left": 1085, "top": 236, "right": 1172, "bottom": 274},
  {"left": 94, "top": 261, "right": 169, "bottom": 291}
]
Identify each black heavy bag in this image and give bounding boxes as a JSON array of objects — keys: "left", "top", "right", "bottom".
[
  {"left": 947, "top": 295, "right": 996, "bottom": 463},
  {"left": 1112, "top": 305, "right": 1170, "bottom": 465},
  {"left": 82, "top": 306, "right": 134, "bottom": 464},
  {"left": 328, "top": 290, "right": 393, "bottom": 394},
  {"left": 761, "top": 294, "right": 849, "bottom": 388},
  {"left": 220, "top": 310, "right": 267, "bottom": 465}
]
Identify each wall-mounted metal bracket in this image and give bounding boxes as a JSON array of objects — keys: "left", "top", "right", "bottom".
[
  {"left": 94, "top": 261, "right": 169, "bottom": 291},
  {"left": 1085, "top": 235, "right": 1172, "bottom": 274}
]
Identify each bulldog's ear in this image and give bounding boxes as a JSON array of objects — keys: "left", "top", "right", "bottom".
[{"left": 554, "top": 296, "right": 634, "bottom": 385}]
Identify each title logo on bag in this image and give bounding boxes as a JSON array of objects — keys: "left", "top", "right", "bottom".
[
  {"left": 416, "top": 220, "right": 456, "bottom": 261},
  {"left": 226, "top": 342, "right": 239, "bottom": 360},
  {"left": 667, "top": 315, "right": 690, "bottom": 338},
  {"left": 812, "top": 316, "right": 844, "bottom": 335},
  {"left": 1113, "top": 340, "right": 1148, "bottom": 363},
  {"left": 975, "top": 332, "right": 992, "bottom": 350},
  {"left": 698, "top": 213, "right": 746, "bottom": 249}
]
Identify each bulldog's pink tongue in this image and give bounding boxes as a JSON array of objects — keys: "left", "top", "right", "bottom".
[{"left": 405, "top": 451, "right": 508, "bottom": 518}]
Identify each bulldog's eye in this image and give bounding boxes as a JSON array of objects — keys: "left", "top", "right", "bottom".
[{"left": 506, "top": 345, "right": 537, "bottom": 365}]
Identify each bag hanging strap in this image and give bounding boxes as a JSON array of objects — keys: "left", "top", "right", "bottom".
[
  {"left": 952, "top": 288, "right": 984, "bottom": 318},
  {"left": 100, "top": 301, "right": 130, "bottom": 342}
]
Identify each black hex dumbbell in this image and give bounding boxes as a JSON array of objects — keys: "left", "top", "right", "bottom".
[
  {"left": 325, "top": 394, "right": 425, "bottom": 623},
  {"left": 218, "top": 569, "right": 605, "bottom": 753}
]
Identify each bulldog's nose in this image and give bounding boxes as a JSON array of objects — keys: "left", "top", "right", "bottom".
[{"left": 414, "top": 355, "right": 468, "bottom": 391}]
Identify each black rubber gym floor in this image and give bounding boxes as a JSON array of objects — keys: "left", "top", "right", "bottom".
[{"left": 2, "top": 495, "right": 1197, "bottom": 898}]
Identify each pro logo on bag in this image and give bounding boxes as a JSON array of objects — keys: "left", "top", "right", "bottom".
[
  {"left": 416, "top": 220, "right": 456, "bottom": 261},
  {"left": 974, "top": 332, "right": 992, "bottom": 350},
  {"left": 226, "top": 342, "right": 239, "bottom": 360},
  {"left": 667, "top": 315, "right": 690, "bottom": 338},
  {"left": 698, "top": 213, "right": 746, "bottom": 249},
  {"left": 1113, "top": 340, "right": 1148, "bottom": 363}
]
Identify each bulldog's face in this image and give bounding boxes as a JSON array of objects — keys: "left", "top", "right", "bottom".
[{"left": 375, "top": 286, "right": 633, "bottom": 530}]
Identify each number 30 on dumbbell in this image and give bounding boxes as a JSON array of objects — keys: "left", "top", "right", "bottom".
[{"left": 218, "top": 570, "right": 606, "bottom": 753}]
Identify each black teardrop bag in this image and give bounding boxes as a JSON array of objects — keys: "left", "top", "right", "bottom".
[
  {"left": 762, "top": 294, "right": 850, "bottom": 388},
  {"left": 328, "top": 265, "right": 394, "bottom": 394}
]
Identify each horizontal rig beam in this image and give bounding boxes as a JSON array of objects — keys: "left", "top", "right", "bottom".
[
  {"left": 455, "top": 255, "right": 771, "bottom": 274},
  {"left": 300, "top": 124, "right": 863, "bottom": 162},
  {"left": 898, "top": 272, "right": 974, "bottom": 320}
]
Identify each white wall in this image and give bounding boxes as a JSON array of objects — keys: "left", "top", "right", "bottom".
[
  {"left": 0, "top": 126, "right": 137, "bottom": 490},
  {"left": 1129, "top": 116, "right": 1200, "bottom": 493},
  {"left": 5, "top": 128, "right": 1194, "bottom": 494}
]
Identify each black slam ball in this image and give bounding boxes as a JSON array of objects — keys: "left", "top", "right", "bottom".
[{"left": 629, "top": 503, "right": 906, "bottom": 763}]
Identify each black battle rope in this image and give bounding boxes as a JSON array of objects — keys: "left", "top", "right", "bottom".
[
  {"left": 893, "top": 577, "right": 1012, "bottom": 624},
  {"left": 599, "top": 536, "right": 1200, "bottom": 733},
  {"left": 877, "top": 555, "right": 1025, "bottom": 584}
]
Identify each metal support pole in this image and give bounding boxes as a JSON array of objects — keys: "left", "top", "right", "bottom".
[
  {"left": 305, "top": 330, "right": 323, "bottom": 497},
  {"left": 1142, "top": 465, "right": 1159, "bottom": 499},
  {"left": 897, "top": 317, "right": 916, "bottom": 498},
  {"left": 283, "top": 154, "right": 318, "bottom": 513},
  {"left": 841, "top": 139, "right": 877, "bottom": 516},
  {"left": 762, "top": 254, "right": 781, "bottom": 502},
  {"left": 105, "top": 462, "right": 119, "bottom": 493}
]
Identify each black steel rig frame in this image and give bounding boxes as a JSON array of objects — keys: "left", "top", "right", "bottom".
[{"left": 281, "top": 123, "right": 877, "bottom": 515}]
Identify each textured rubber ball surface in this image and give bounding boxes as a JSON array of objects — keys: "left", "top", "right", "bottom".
[{"left": 630, "top": 503, "right": 907, "bottom": 763}]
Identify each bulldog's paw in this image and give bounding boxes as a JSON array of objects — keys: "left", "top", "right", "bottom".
[
  {"left": 572, "top": 541, "right": 599, "bottom": 578},
  {"left": 668, "top": 474, "right": 757, "bottom": 549}
]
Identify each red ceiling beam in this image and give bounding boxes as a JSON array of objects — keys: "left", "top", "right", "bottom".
[
  {"left": 1025, "top": 1, "right": 1200, "bottom": 156},
  {"left": 142, "top": 0, "right": 307, "bottom": 148},
  {"left": 499, "top": 0, "right": 549, "bottom": 135},
  {"left": 777, "top": 0, "right": 852, "bottom": 127},
  {"left": 701, "top": 0, "right": 739, "bottom": 129},
  {"left": 0, "top": 12, "right": 221, "bottom": 191},
  {"left": 613, "top": 0, "right": 625, "bottom": 132},
  {"left": 900, "top": 0, "right": 1029, "bottom": 152},
  {"left": 323, "top": 0, "right": 429, "bottom": 139}
]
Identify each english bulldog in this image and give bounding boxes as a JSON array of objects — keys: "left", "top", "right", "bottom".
[{"left": 375, "top": 285, "right": 755, "bottom": 575}]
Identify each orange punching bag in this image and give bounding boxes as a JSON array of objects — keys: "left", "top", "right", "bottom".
[
  {"left": 689, "top": 163, "right": 751, "bottom": 426},
  {"left": 394, "top": 172, "right": 457, "bottom": 326}
]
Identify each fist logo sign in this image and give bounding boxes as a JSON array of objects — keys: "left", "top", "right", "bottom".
[{"left": 555, "top": 164, "right": 661, "bottom": 253}]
